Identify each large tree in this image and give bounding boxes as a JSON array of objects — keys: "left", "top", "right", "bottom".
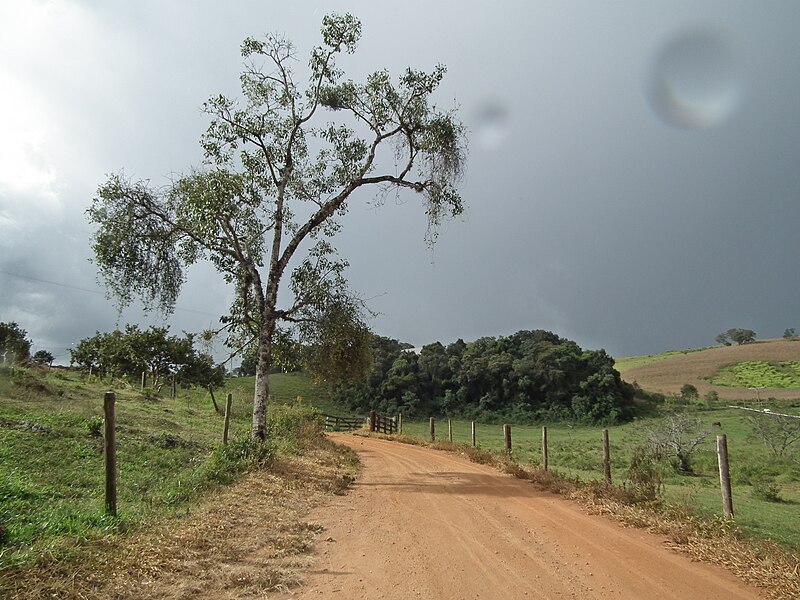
[{"left": 88, "top": 14, "right": 466, "bottom": 441}]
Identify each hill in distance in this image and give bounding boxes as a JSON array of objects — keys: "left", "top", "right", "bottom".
[{"left": 615, "top": 338, "right": 800, "bottom": 401}]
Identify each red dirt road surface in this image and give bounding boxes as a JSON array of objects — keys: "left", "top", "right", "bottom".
[{"left": 285, "top": 435, "right": 762, "bottom": 599}]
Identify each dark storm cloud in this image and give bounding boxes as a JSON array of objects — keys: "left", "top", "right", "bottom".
[{"left": 1, "top": 0, "right": 798, "bottom": 362}]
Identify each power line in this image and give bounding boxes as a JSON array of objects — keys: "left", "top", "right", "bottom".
[
  {"left": 0, "top": 269, "right": 221, "bottom": 318},
  {"left": 0, "top": 269, "right": 103, "bottom": 295}
]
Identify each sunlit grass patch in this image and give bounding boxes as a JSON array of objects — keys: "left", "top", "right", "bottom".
[{"left": 709, "top": 361, "right": 800, "bottom": 389}]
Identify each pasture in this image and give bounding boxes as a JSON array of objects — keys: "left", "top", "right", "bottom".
[{"left": 0, "top": 366, "right": 341, "bottom": 570}]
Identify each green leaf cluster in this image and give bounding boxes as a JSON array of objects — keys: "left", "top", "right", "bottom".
[
  {"left": 0, "top": 322, "right": 32, "bottom": 365},
  {"left": 69, "top": 325, "right": 223, "bottom": 390}
]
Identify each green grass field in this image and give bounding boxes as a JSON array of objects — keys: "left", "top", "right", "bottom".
[
  {"left": 0, "top": 367, "right": 343, "bottom": 569},
  {"left": 4, "top": 363, "right": 800, "bottom": 565},
  {"left": 612, "top": 347, "right": 710, "bottom": 373},
  {"left": 400, "top": 409, "right": 800, "bottom": 550}
]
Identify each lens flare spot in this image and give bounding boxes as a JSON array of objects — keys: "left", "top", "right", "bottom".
[
  {"left": 647, "top": 29, "right": 744, "bottom": 129},
  {"left": 473, "top": 100, "right": 509, "bottom": 150}
]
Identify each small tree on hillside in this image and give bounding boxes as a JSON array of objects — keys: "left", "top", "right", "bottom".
[
  {"left": 180, "top": 352, "right": 226, "bottom": 412},
  {"left": 727, "top": 328, "right": 756, "bottom": 345},
  {"left": 680, "top": 383, "right": 699, "bottom": 402},
  {"left": 642, "top": 410, "right": 710, "bottom": 473},
  {"left": 715, "top": 333, "right": 731, "bottom": 346},
  {"left": 88, "top": 14, "right": 467, "bottom": 442},
  {"left": 32, "top": 350, "right": 55, "bottom": 366},
  {"left": 784, "top": 328, "right": 797, "bottom": 341},
  {"left": 0, "top": 322, "right": 32, "bottom": 365},
  {"left": 748, "top": 414, "right": 800, "bottom": 458}
]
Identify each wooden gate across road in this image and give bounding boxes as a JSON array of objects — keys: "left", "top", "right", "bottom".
[
  {"left": 323, "top": 414, "right": 366, "bottom": 432},
  {"left": 368, "top": 411, "right": 397, "bottom": 435},
  {"left": 322, "top": 411, "right": 398, "bottom": 434}
]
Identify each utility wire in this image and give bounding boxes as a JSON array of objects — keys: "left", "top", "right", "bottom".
[{"left": 0, "top": 269, "right": 221, "bottom": 318}]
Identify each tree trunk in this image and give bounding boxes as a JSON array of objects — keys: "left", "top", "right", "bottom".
[
  {"left": 677, "top": 453, "right": 692, "bottom": 473},
  {"left": 251, "top": 315, "right": 276, "bottom": 441},
  {"left": 208, "top": 385, "right": 220, "bottom": 413}
]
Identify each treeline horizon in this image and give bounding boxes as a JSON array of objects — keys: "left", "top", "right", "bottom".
[{"left": 332, "top": 329, "right": 636, "bottom": 425}]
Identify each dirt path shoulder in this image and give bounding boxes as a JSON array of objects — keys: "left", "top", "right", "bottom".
[{"left": 286, "top": 434, "right": 762, "bottom": 599}]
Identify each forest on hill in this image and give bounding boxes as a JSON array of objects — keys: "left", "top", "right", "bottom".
[{"left": 333, "top": 330, "right": 635, "bottom": 424}]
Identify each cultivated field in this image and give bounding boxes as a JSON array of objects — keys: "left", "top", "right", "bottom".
[{"left": 617, "top": 339, "right": 800, "bottom": 401}]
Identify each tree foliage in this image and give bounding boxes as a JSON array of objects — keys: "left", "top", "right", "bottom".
[
  {"left": 335, "top": 330, "right": 635, "bottom": 425},
  {"left": 87, "top": 13, "right": 466, "bottom": 441},
  {"left": 0, "top": 322, "right": 32, "bottom": 365},
  {"left": 31, "top": 350, "right": 55, "bottom": 366},
  {"left": 70, "top": 325, "right": 223, "bottom": 392},
  {"left": 716, "top": 328, "right": 756, "bottom": 346},
  {"left": 680, "top": 383, "right": 699, "bottom": 402}
]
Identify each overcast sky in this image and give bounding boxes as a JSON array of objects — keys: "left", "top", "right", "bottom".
[{"left": 1, "top": 0, "right": 799, "bottom": 365}]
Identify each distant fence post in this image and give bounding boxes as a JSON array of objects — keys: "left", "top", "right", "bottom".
[
  {"left": 398, "top": 413, "right": 403, "bottom": 434},
  {"left": 503, "top": 424, "right": 512, "bottom": 455},
  {"left": 103, "top": 391, "right": 117, "bottom": 517},
  {"left": 140, "top": 371, "right": 146, "bottom": 392},
  {"left": 602, "top": 428, "right": 612, "bottom": 485},
  {"left": 542, "top": 426, "right": 548, "bottom": 471},
  {"left": 471, "top": 421, "right": 476, "bottom": 447},
  {"left": 717, "top": 434, "right": 734, "bottom": 519},
  {"left": 369, "top": 410, "right": 377, "bottom": 433},
  {"left": 429, "top": 417, "right": 435, "bottom": 442},
  {"left": 223, "top": 393, "right": 233, "bottom": 445},
  {"left": 448, "top": 419, "right": 453, "bottom": 442}
]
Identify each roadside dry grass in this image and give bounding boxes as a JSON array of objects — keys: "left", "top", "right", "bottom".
[
  {"left": 360, "top": 431, "right": 800, "bottom": 600},
  {"left": 0, "top": 437, "right": 358, "bottom": 599}
]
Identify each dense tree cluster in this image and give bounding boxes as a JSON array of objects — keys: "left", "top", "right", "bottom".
[
  {"left": 70, "top": 325, "right": 224, "bottom": 394},
  {"left": 335, "top": 330, "right": 635, "bottom": 424}
]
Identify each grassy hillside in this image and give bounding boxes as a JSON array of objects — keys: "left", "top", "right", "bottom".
[
  {"left": 617, "top": 339, "right": 800, "bottom": 401},
  {"left": 0, "top": 366, "right": 343, "bottom": 571}
]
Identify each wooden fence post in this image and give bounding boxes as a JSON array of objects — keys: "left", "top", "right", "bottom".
[
  {"left": 503, "top": 424, "right": 512, "bottom": 455},
  {"left": 471, "top": 421, "right": 476, "bottom": 447},
  {"left": 602, "top": 428, "right": 612, "bottom": 485},
  {"left": 398, "top": 413, "right": 403, "bottom": 434},
  {"left": 171, "top": 374, "right": 177, "bottom": 399},
  {"left": 542, "top": 426, "right": 548, "bottom": 471},
  {"left": 717, "top": 434, "right": 734, "bottom": 519},
  {"left": 369, "top": 410, "right": 377, "bottom": 432},
  {"left": 223, "top": 393, "right": 233, "bottom": 445},
  {"left": 140, "top": 371, "right": 146, "bottom": 392},
  {"left": 429, "top": 417, "right": 435, "bottom": 442},
  {"left": 104, "top": 391, "right": 117, "bottom": 517},
  {"left": 448, "top": 419, "right": 453, "bottom": 442}
]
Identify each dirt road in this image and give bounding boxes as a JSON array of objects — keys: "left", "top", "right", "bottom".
[{"left": 285, "top": 435, "right": 761, "bottom": 599}]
